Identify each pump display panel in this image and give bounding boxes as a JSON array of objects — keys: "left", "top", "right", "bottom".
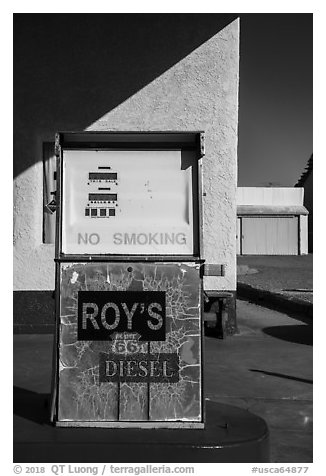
[{"left": 61, "top": 150, "right": 198, "bottom": 255}]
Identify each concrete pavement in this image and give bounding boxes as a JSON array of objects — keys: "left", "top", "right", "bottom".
[
  {"left": 13, "top": 299, "right": 312, "bottom": 463},
  {"left": 205, "top": 300, "right": 312, "bottom": 462}
]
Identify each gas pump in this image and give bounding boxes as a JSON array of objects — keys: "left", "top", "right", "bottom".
[{"left": 51, "top": 131, "right": 205, "bottom": 428}]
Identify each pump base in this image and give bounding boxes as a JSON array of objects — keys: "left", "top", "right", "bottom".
[{"left": 14, "top": 400, "right": 269, "bottom": 463}]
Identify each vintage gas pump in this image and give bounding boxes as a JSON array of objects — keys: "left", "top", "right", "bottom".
[{"left": 51, "top": 131, "right": 205, "bottom": 428}]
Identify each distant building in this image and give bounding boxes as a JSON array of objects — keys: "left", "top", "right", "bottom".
[
  {"left": 295, "top": 155, "right": 313, "bottom": 252},
  {"left": 237, "top": 187, "right": 308, "bottom": 255}
]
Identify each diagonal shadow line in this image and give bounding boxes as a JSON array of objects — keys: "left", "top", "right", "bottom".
[
  {"left": 14, "top": 13, "right": 238, "bottom": 178},
  {"left": 249, "top": 369, "right": 313, "bottom": 385}
]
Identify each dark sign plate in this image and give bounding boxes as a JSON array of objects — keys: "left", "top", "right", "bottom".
[
  {"left": 99, "top": 352, "right": 179, "bottom": 383},
  {"left": 77, "top": 291, "right": 166, "bottom": 341}
]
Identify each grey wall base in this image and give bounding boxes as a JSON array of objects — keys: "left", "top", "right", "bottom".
[
  {"left": 13, "top": 291, "right": 55, "bottom": 333},
  {"left": 14, "top": 400, "right": 269, "bottom": 463}
]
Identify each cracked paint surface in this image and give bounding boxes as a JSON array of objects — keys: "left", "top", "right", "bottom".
[{"left": 58, "top": 262, "right": 202, "bottom": 422}]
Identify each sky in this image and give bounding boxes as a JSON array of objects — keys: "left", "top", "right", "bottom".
[{"left": 238, "top": 13, "right": 313, "bottom": 187}]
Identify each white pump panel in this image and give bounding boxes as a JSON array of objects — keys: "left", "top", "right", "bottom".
[{"left": 62, "top": 149, "right": 197, "bottom": 255}]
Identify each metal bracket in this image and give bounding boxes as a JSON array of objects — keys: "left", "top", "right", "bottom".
[
  {"left": 203, "top": 264, "right": 225, "bottom": 277},
  {"left": 199, "top": 132, "right": 205, "bottom": 157},
  {"left": 54, "top": 133, "right": 61, "bottom": 157}
]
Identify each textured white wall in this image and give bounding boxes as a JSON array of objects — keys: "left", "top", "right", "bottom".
[
  {"left": 237, "top": 187, "right": 304, "bottom": 206},
  {"left": 14, "top": 157, "right": 56, "bottom": 289},
  {"left": 14, "top": 19, "right": 239, "bottom": 291}
]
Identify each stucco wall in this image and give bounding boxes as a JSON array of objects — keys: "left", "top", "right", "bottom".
[
  {"left": 237, "top": 187, "right": 305, "bottom": 206},
  {"left": 14, "top": 15, "right": 239, "bottom": 292}
]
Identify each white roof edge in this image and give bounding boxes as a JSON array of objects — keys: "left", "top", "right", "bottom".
[{"left": 237, "top": 205, "right": 309, "bottom": 215}]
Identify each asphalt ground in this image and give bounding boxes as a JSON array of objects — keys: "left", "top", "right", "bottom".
[
  {"left": 13, "top": 299, "right": 312, "bottom": 463},
  {"left": 237, "top": 255, "right": 313, "bottom": 319},
  {"left": 237, "top": 255, "right": 313, "bottom": 303},
  {"left": 205, "top": 300, "right": 312, "bottom": 463}
]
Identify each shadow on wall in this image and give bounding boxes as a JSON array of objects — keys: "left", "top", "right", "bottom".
[{"left": 14, "top": 13, "right": 238, "bottom": 178}]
